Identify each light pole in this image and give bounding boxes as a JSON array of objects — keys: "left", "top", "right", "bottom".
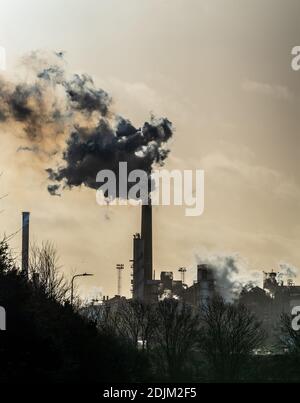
[{"left": 70, "top": 273, "right": 93, "bottom": 306}]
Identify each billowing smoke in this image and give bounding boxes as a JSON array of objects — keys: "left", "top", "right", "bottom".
[
  {"left": 0, "top": 53, "right": 71, "bottom": 152},
  {"left": 0, "top": 51, "right": 173, "bottom": 196},
  {"left": 196, "top": 253, "right": 260, "bottom": 301},
  {"left": 46, "top": 115, "right": 172, "bottom": 195},
  {"left": 195, "top": 253, "right": 300, "bottom": 300},
  {"left": 278, "top": 262, "right": 298, "bottom": 281}
]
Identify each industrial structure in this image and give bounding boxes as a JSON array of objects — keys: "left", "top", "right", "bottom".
[
  {"left": 131, "top": 194, "right": 217, "bottom": 306},
  {"left": 21, "top": 211, "right": 30, "bottom": 278},
  {"left": 184, "top": 264, "right": 216, "bottom": 307},
  {"left": 130, "top": 194, "right": 300, "bottom": 327},
  {"left": 132, "top": 195, "right": 155, "bottom": 302},
  {"left": 21, "top": 195, "right": 299, "bottom": 331},
  {"left": 240, "top": 270, "right": 300, "bottom": 335},
  {"left": 116, "top": 264, "right": 125, "bottom": 297}
]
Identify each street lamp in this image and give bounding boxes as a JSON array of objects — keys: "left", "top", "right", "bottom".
[{"left": 70, "top": 273, "right": 94, "bottom": 306}]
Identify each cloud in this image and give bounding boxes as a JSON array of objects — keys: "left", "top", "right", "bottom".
[
  {"left": 242, "top": 79, "right": 293, "bottom": 101},
  {"left": 201, "top": 151, "right": 300, "bottom": 201}
]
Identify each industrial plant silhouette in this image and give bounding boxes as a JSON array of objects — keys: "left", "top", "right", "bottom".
[
  {"left": 0, "top": 193, "right": 299, "bottom": 385},
  {"left": 0, "top": 48, "right": 299, "bottom": 386}
]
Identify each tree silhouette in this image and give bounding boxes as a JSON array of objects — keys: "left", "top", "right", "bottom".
[
  {"left": 29, "top": 241, "right": 69, "bottom": 303},
  {"left": 199, "top": 296, "right": 265, "bottom": 381},
  {"left": 0, "top": 240, "right": 148, "bottom": 383},
  {"left": 279, "top": 313, "right": 300, "bottom": 354},
  {"left": 152, "top": 299, "right": 200, "bottom": 380}
]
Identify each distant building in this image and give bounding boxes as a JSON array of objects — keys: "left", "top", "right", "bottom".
[
  {"left": 132, "top": 198, "right": 154, "bottom": 303},
  {"left": 240, "top": 271, "right": 300, "bottom": 337},
  {"left": 184, "top": 264, "right": 216, "bottom": 308},
  {"left": 131, "top": 195, "right": 217, "bottom": 305}
]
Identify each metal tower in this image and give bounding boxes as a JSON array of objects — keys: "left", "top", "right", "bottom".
[
  {"left": 178, "top": 267, "right": 187, "bottom": 284},
  {"left": 116, "top": 264, "right": 125, "bottom": 296}
]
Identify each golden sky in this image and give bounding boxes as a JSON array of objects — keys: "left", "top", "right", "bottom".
[{"left": 0, "top": 0, "right": 299, "bottom": 298}]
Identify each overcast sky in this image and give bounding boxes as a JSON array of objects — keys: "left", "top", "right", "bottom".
[{"left": 0, "top": 0, "right": 299, "bottom": 298}]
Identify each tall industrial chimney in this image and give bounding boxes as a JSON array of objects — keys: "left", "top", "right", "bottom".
[
  {"left": 132, "top": 175, "right": 153, "bottom": 301},
  {"left": 141, "top": 195, "right": 153, "bottom": 282},
  {"left": 22, "top": 212, "right": 30, "bottom": 278}
]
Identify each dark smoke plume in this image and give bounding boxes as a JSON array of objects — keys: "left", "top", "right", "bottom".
[
  {"left": 0, "top": 51, "right": 173, "bottom": 196},
  {"left": 47, "top": 116, "right": 172, "bottom": 195}
]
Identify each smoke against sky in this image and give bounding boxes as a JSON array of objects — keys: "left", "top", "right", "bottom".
[
  {"left": 194, "top": 252, "right": 300, "bottom": 301},
  {"left": 0, "top": 0, "right": 299, "bottom": 297},
  {"left": 196, "top": 252, "right": 261, "bottom": 301},
  {"left": 278, "top": 261, "right": 298, "bottom": 280},
  {"left": 0, "top": 50, "right": 173, "bottom": 197}
]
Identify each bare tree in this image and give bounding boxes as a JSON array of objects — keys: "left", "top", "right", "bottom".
[
  {"left": 279, "top": 313, "right": 300, "bottom": 354},
  {"left": 115, "top": 300, "right": 141, "bottom": 345},
  {"left": 152, "top": 299, "right": 200, "bottom": 380},
  {"left": 116, "top": 300, "right": 157, "bottom": 349},
  {"left": 199, "top": 296, "right": 265, "bottom": 381},
  {"left": 0, "top": 237, "right": 15, "bottom": 274},
  {"left": 29, "top": 241, "right": 69, "bottom": 303},
  {"left": 91, "top": 302, "right": 123, "bottom": 336},
  {"left": 132, "top": 300, "right": 157, "bottom": 350},
  {"left": 90, "top": 299, "right": 157, "bottom": 350}
]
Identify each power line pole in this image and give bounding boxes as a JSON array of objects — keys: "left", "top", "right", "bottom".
[{"left": 116, "top": 264, "right": 125, "bottom": 296}]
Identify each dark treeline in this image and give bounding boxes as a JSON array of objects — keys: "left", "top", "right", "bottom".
[
  {"left": 86, "top": 296, "right": 300, "bottom": 382},
  {"left": 1, "top": 240, "right": 300, "bottom": 383},
  {"left": 0, "top": 240, "right": 146, "bottom": 383}
]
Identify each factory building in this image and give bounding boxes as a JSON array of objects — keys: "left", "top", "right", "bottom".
[
  {"left": 240, "top": 270, "right": 300, "bottom": 333},
  {"left": 184, "top": 264, "right": 216, "bottom": 308},
  {"left": 132, "top": 197, "right": 154, "bottom": 302},
  {"left": 131, "top": 199, "right": 216, "bottom": 305},
  {"left": 130, "top": 197, "right": 300, "bottom": 323},
  {"left": 124, "top": 166, "right": 218, "bottom": 306}
]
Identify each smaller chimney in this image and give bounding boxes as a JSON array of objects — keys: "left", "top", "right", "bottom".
[{"left": 22, "top": 212, "right": 30, "bottom": 278}]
